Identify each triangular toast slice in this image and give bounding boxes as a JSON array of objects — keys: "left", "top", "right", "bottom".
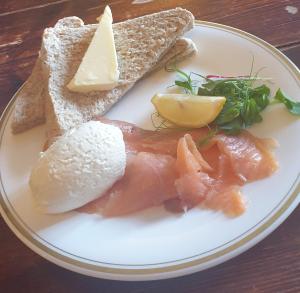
[{"left": 11, "top": 17, "right": 86, "bottom": 134}]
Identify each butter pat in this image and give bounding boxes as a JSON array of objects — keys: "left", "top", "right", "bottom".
[{"left": 67, "top": 6, "right": 119, "bottom": 93}]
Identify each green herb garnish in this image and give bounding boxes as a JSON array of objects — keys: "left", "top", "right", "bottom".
[
  {"left": 166, "top": 63, "right": 199, "bottom": 95},
  {"left": 273, "top": 89, "right": 300, "bottom": 115},
  {"left": 170, "top": 67, "right": 299, "bottom": 135},
  {"left": 201, "top": 78, "right": 269, "bottom": 134}
]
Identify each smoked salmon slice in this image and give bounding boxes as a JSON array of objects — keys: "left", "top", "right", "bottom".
[
  {"left": 80, "top": 152, "right": 178, "bottom": 217},
  {"left": 80, "top": 118, "right": 277, "bottom": 217},
  {"left": 203, "top": 185, "right": 246, "bottom": 217},
  {"left": 212, "top": 132, "right": 278, "bottom": 182},
  {"left": 173, "top": 134, "right": 246, "bottom": 215},
  {"left": 174, "top": 134, "right": 213, "bottom": 208},
  {"left": 95, "top": 116, "right": 208, "bottom": 156}
]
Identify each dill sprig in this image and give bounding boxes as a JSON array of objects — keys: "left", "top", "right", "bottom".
[
  {"left": 151, "top": 112, "right": 174, "bottom": 131},
  {"left": 151, "top": 112, "right": 194, "bottom": 132}
]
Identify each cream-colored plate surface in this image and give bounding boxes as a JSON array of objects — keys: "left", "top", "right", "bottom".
[{"left": 0, "top": 22, "right": 299, "bottom": 281}]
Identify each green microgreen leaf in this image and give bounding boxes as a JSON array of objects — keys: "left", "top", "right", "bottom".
[{"left": 273, "top": 89, "right": 300, "bottom": 115}]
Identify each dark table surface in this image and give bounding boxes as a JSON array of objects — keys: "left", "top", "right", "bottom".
[{"left": 0, "top": 1, "right": 300, "bottom": 292}]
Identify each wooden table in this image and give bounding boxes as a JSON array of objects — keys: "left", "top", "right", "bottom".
[{"left": 1, "top": 0, "right": 299, "bottom": 291}]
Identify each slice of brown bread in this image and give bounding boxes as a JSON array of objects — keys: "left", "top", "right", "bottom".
[
  {"left": 42, "top": 8, "right": 194, "bottom": 141},
  {"left": 11, "top": 17, "right": 86, "bottom": 134},
  {"left": 10, "top": 58, "right": 45, "bottom": 133}
]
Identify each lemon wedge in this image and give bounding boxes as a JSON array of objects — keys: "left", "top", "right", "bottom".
[{"left": 151, "top": 94, "right": 226, "bottom": 128}]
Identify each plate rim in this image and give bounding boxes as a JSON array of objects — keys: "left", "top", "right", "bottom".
[{"left": 0, "top": 20, "right": 299, "bottom": 281}]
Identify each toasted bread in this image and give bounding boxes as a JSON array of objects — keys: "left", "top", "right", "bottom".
[{"left": 11, "top": 8, "right": 196, "bottom": 136}]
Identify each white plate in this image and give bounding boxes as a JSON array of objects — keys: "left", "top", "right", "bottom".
[{"left": 0, "top": 22, "right": 299, "bottom": 281}]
